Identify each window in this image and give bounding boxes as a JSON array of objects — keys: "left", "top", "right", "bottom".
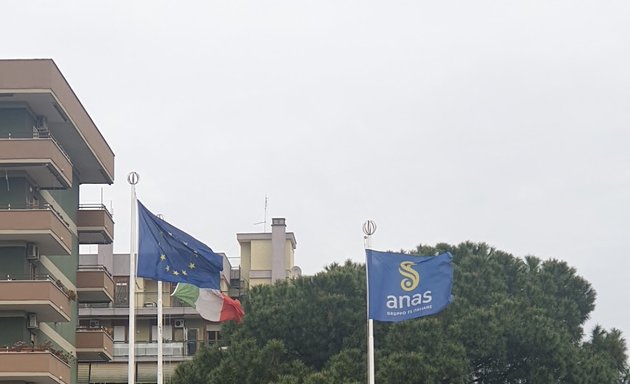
[
  {"left": 113, "top": 326, "right": 126, "bottom": 342},
  {"left": 114, "top": 276, "right": 129, "bottom": 307},
  {"left": 207, "top": 330, "right": 220, "bottom": 345}
]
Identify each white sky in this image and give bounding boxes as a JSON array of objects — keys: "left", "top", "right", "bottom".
[{"left": 4, "top": 1, "right": 629, "bottom": 338}]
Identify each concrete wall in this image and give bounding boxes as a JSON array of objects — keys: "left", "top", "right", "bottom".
[{"left": 0, "top": 108, "right": 35, "bottom": 138}]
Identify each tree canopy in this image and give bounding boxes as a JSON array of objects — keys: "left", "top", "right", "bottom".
[{"left": 173, "top": 242, "right": 629, "bottom": 384}]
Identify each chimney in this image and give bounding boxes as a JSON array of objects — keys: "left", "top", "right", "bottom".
[{"left": 271, "top": 218, "right": 287, "bottom": 282}]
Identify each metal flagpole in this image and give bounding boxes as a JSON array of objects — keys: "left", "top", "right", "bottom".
[
  {"left": 157, "top": 280, "right": 163, "bottom": 384},
  {"left": 155, "top": 213, "right": 165, "bottom": 384},
  {"left": 128, "top": 172, "right": 140, "bottom": 384},
  {"left": 363, "top": 220, "right": 377, "bottom": 384}
]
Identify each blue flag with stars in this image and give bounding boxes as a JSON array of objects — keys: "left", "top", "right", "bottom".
[{"left": 137, "top": 201, "right": 223, "bottom": 289}]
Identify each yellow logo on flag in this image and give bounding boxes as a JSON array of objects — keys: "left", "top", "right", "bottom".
[{"left": 399, "top": 261, "right": 419, "bottom": 291}]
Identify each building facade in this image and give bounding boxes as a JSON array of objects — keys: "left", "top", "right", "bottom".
[
  {"left": 0, "top": 59, "right": 300, "bottom": 384},
  {"left": 237, "top": 218, "right": 300, "bottom": 288},
  {"left": 0, "top": 59, "right": 115, "bottom": 384},
  {"left": 77, "top": 219, "right": 300, "bottom": 383},
  {"left": 77, "top": 246, "right": 231, "bottom": 383}
]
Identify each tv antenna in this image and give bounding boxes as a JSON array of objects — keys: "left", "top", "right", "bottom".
[{"left": 253, "top": 195, "right": 269, "bottom": 232}]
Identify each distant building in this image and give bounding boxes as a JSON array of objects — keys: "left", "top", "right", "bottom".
[
  {"left": 237, "top": 218, "right": 300, "bottom": 287},
  {"left": 77, "top": 219, "right": 299, "bottom": 383},
  {"left": 76, "top": 245, "right": 230, "bottom": 383}
]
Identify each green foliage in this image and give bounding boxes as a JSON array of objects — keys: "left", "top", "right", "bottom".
[
  {"left": 231, "top": 260, "right": 366, "bottom": 369},
  {"left": 173, "top": 242, "right": 628, "bottom": 384}
]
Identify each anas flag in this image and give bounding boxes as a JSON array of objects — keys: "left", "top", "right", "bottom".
[
  {"left": 137, "top": 201, "right": 223, "bottom": 289},
  {"left": 366, "top": 249, "right": 453, "bottom": 322},
  {"left": 172, "top": 283, "right": 245, "bottom": 323}
]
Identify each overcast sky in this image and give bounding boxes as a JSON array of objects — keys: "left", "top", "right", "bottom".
[{"left": 4, "top": 1, "right": 629, "bottom": 338}]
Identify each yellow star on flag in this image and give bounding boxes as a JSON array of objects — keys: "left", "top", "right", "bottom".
[
  {"left": 160, "top": 254, "right": 166, "bottom": 261},
  {"left": 173, "top": 270, "right": 179, "bottom": 276},
  {"left": 165, "top": 265, "right": 170, "bottom": 272},
  {"left": 189, "top": 263, "right": 196, "bottom": 269},
  {"left": 182, "top": 270, "right": 188, "bottom": 276}
]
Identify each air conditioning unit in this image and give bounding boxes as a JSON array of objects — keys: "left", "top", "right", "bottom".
[
  {"left": 89, "top": 319, "right": 100, "bottom": 328},
  {"left": 27, "top": 313, "right": 38, "bottom": 329},
  {"left": 174, "top": 319, "right": 185, "bottom": 328},
  {"left": 26, "top": 244, "right": 40, "bottom": 261}
]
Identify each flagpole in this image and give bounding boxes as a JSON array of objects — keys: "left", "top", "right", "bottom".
[
  {"left": 157, "top": 280, "right": 163, "bottom": 384},
  {"left": 156, "top": 212, "right": 165, "bottom": 384},
  {"left": 128, "top": 172, "right": 140, "bottom": 384},
  {"left": 363, "top": 220, "right": 376, "bottom": 384}
]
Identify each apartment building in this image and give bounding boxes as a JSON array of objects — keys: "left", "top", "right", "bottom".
[
  {"left": 237, "top": 218, "right": 300, "bottom": 288},
  {"left": 0, "top": 58, "right": 300, "bottom": 384},
  {"left": 0, "top": 59, "right": 115, "bottom": 384},
  {"left": 77, "top": 219, "right": 299, "bottom": 383},
  {"left": 76, "top": 246, "right": 231, "bottom": 383}
]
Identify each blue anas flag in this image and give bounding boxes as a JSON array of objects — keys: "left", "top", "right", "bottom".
[
  {"left": 366, "top": 249, "right": 453, "bottom": 322},
  {"left": 137, "top": 201, "right": 223, "bottom": 289}
]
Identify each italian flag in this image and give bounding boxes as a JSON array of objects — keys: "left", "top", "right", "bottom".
[{"left": 172, "top": 283, "right": 245, "bottom": 323}]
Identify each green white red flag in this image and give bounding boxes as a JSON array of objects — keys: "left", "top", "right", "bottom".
[{"left": 172, "top": 283, "right": 244, "bottom": 323}]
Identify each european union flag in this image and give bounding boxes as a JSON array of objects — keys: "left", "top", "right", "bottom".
[
  {"left": 366, "top": 249, "right": 453, "bottom": 322},
  {"left": 137, "top": 201, "right": 223, "bottom": 289}
]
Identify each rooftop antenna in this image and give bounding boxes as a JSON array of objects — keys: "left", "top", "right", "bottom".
[{"left": 253, "top": 195, "right": 269, "bottom": 232}]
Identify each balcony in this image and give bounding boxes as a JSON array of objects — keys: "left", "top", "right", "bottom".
[
  {"left": 77, "top": 204, "right": 114, "bottom": 244},
  {"left": 77, "top": 265, "right": 114, "bottom": 303},
  {"left": 0, "top": 280, "right": 71, "bottom": 322},
  {"left": 0, "top": 138, "right": 73, "bottom": 189},
  {"left": 0, "top": 205, "right": 72, "bottom": 255},
  {"left": 76, "top": 328, "right": 114, "bottom": 362},
  {"left": 0, "top": 350, "right": 70, "bottom": 384},
  {"left": 0, "top": 59, "right": 115, "bottom": 184}
]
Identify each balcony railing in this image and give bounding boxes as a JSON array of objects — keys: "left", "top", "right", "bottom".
[
  {"left": 77, "top": 204, "right": 114, "bottom": 244},
  {"left": 0, "top": 203, "right": 72, "bottom": 255},
  {"left": 113, "top": 341, "right": 186, "bottom": 358},
  {"left": 77, "top": 265, "right": 115, "bottom": 303},
  {"left": 0, "top": 350, "right": 71, "bottom": 384},
  {"left": 0, "top": 137, "right": 73, "bottom": 189},
  {"left": 0, "top": 277, "right": 72, "bottom": 322}
]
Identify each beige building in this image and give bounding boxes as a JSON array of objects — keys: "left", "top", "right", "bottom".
[
  {"left": 237, "top": 218, "right": 300, "bottom": 288},
  {"left": 77, "top": 245, "right": 230, "bottom": 383},
  {"left": 76, "top": 219, "right": 299, "bottom": 383}
]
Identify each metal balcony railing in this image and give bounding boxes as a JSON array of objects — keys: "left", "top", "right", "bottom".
[
  {"left": 113, "top": 342, "right": 186, "bottom": 357},
  {"left": 0, "top": 131, "right": 72, "bottom": 165},
  {"left": 0, "top": 202, "right": 70, "bottom": 228}
]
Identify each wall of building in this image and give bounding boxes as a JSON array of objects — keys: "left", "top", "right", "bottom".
[
  {"left": 250, "top": 240, "right": 272, "bottom": 270},
  {"left": 0, "top": 107, "right": 35, "bottom": 138},
  {"left": 239, "top": 242, "right": 251, "bottom": 285},
  {"left": 0, "top": 177, "right": 30, "bottom": 207},
  {"left": 0, "top": 246, "right": 28, "bottom": 277},
  {"left": 285, "top": 240, "right": 294, "bottom": 276},
  {"left": 0, "top": 125, "right": 80, "bottom": 384},
  {"left": 0, "top": 317, "right": 30, "bottom": 347},
  {"left": 141, "top": 279, "right": 176, "bottom": 307},
  {"left": 44, "top": 179, "right": 79, "bottom": 339}
]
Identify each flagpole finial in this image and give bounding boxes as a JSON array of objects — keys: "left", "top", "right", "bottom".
[
  {"left": 363, "top": 220, "right": 376, "bottom": 249},
  {"left": 363, "top": 220, "right": 376, "bottom": 236},
  {"left": 127, "top": 171, "right": 140, "bottom": 185}
]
